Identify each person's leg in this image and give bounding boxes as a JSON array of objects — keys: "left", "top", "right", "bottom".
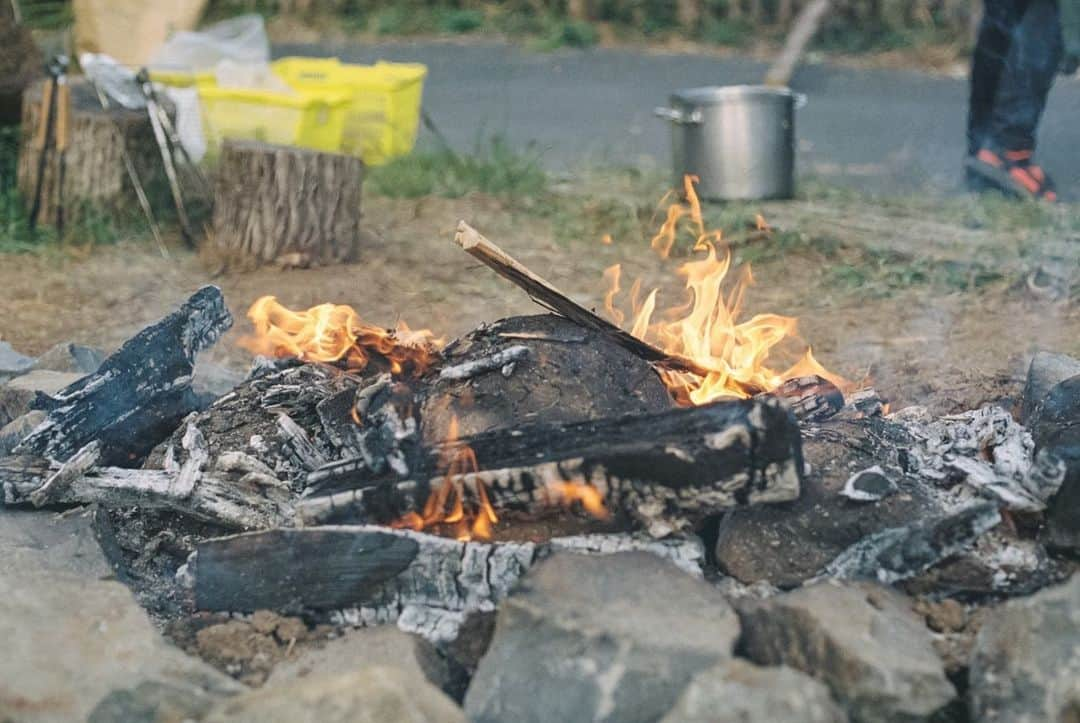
[
  {"left": 989, "top": 0, "right": 1064, "bottom": 152},
  {"left": 968, "top": 0, "right": 1026, "bottom": 156}
]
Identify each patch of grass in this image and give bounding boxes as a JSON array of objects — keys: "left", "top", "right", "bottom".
[
  {"left": 532, "top": 19, "right": 599, "bottom": 50},
  {"left": 368, "top": 137, "right": 548, "bottom": 200},
  {"left": 439, "top": 8, "right": 485, "bottom": 34},
  {"left": 0, "top": 126, "right": 161, "bottom": 254},
  {"left": 372, "top": 5, "right": 437, "bottom": 35},
  {"left": 16, "top": 0, "right": 74, "bottom": 30},
  {"left": 699, "top": 17, "right": 753, "bottom": 47},
  {"left": 825, "top": 247, "right": 1005, "bottom": 297}
]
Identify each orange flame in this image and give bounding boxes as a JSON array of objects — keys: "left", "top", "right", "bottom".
[
  {"left": 392, "top": 417, "right": 499, "bottom": 541},
  {"left": 543, "top": 480, "right": 610, "bottom": 520},
  {"left": 607, "top": 176, "right": 849, "bottom": 404},
  {"left": 240, "top": 296, "right": 442, "bottom": 377}
]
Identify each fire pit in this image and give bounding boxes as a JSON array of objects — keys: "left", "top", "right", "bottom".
[{"left": 2, "top": 178, "right": 1077, "bottom": 722}]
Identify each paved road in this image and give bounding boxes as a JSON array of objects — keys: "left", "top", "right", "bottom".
[{"left": 278, "top": 39, "right": 1080, "bottom": 196}]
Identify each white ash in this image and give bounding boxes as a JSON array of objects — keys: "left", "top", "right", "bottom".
[
  {"left": 548, "top": 533, "right": 706, "bottom": 578},
  {"left": 894, "top": 405, "right": 1065, "bottom": 512},
  {"left": 840, "top": 465, "right": 897, "bottom": 502},
  {"left": 328, "top": 531, "right": 705, "bottom": 643}
]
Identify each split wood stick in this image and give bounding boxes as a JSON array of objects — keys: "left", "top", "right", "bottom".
[
  {"left": 454, "top": 221, "right": 713, "bottom": 378},
  {"left": 764, "top": 0, "right": 832, "bottom": 87}
]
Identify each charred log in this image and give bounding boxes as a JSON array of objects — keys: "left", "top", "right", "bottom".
[
  {"left": 0, "top": 450, "right": 291, "bottom": 529},
  {"left": 188, "top": 526, "right": 703, "bottom": 642},
  {"left": 15, "top": 286, "right": 232, "bottom": 466},
  {"left": 762, "top": 375, "right": 844, "bottom": 422},
  {"left": 420, "top": 314, "right": 674, "bottom": 442},
  {"left": 301, "top": 397, "right": 803, "bottom": 537}
]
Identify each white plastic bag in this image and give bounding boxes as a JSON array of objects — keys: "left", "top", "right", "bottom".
[
  {"left": 214, "top": 59, "right": 294, "bottom": 94},
  {"left": 150, "top": 14, "right": 270, "bottom": 72},
  {"left": 80, "top": 52, "right": 145, "bottom": 110},
  {"left": 163, "top": 86, "right": 208, "bottom": 163}
]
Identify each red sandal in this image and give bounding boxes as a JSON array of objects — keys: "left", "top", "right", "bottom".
[{"left": 965, "top": 148, "right": 1058, "bottom": 202}]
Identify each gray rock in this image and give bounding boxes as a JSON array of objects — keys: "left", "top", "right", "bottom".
[
  {"left": 0, "top": 339, "right": 35, "bottom": 377},
  {"left": 660, "top": 659, "right": 847, "bottom": 723},
  {"left": 0, "top": 409, "right": 45, "bottom": 455},
  {"left": 969, "top": 575, "right": 1080, "bottom": 723},
  {"left": 267, "top": 625, "right": 448, "bottom": 693},
  {"left": 738, "top": 581, "right": 955, "bottom": 722},
  {"left": 0, "top": 369, "right": 82, "bottom": 427},
  {"left": 0, "top": 508, "right": 113, "bottom": 578},
  {"left": 31, "top": 341, "right": 105, "bottom": 375},
  {"left": 1029, "top": 376, "right": 1080, "bottom": 553},
  {"left": 465, "top": 552, "right": 740, "bottom": 723},
  {"left": 88, "top": 680, "right": 220, "bottom": 723},
  {"left": 0, "top": 511, "right": 240, "bottom": 723},
  {"left": 203, "top": 666, "right": 465, "bottom": 723},
  {"left": 1022, "top": 351, "right": 1080, "bottom": 424}
]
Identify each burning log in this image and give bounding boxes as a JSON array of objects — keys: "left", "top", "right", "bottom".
[
  {"left": 15, "top": 286, "right": 233, "bottom": 466},
  {"left": 759, "top": 374, "right": 844, "bottom": 422},
  {"left": 211, "top": 140, "right": 364, "bottom": 269},
  {"left": 300, "top": 396, "right": 803, "bottom": 537},
  {"left": 454, "top": 221, "right": 714, "bottom": 379}
]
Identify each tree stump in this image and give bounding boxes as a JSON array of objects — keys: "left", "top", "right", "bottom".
[
  {"left": 16, "top": 77, "right": 166, "bottom": 229},
  {"left": 210, "top": 140, "right": 363, "bottom": 270}
]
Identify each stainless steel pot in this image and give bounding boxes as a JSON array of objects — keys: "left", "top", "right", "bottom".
[{"left": 655, "top": 85, "right": 804, "bottom": 201}]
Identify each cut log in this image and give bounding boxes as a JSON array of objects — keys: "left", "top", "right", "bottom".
[
  {"left": 189, "top": 526, "right": 704, "bottom": 642},
  {"left": 17, "top": 77, "right": 166, "bottom": 229},
  {"left": 300, "top": 397, "right": 804, "bottom": 537},
  {"left": 454, "top": 221, "right": 716, "bottom": 381},
  {"left": 210, "top": 140, "right": 364, "bottom": 270},
  {"left": 15, "top": 286, "right": 233, "bottom": 465},
  {"left": 0, "top": 451, "right": 292, "bottom": 529}
]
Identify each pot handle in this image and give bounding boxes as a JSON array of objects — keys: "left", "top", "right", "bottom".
[
  {"left": 794, "top": 93, "right": 808, "bottom": 110},
  {"left": 654, "top": 106, "right": 703, "bottom": 125}
]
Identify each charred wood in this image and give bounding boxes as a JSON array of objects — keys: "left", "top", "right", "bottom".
[
  {"left": 819, "top": 502, "right": 1002, "bottom": 585},
  {"left": 300, "top": 397, "right": 803, "bottom": 537},
  {"left": 0, "top": 452, "right": 291, "bottom": 529},
  {"left": 15, "top": 286, "right": 232, "bottom": 466},
  {"left": 188, "top": 526, "right": 704, "bottom": 642},
  {"left": 761, "top": 374, "right": 844, "bottom": 422}
]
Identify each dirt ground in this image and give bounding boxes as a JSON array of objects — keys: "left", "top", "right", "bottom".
[{"left": 0, "top": 191, "right": 1076, "bottom": 415}]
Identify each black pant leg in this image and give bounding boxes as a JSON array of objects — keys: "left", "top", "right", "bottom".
[
  {"left": 990, "top": 0, "right": 1063, "bottom": 151},
  {"left": 968, "top": 0, "right": 1027, "bottom": 155}
]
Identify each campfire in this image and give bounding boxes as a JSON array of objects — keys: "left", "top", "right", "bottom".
[
  {"left": 227, "top": 177, "right": 847, "bottom": 541},
  {"left": 1, "top": 178, "right": 1073, "bottom": 722}
]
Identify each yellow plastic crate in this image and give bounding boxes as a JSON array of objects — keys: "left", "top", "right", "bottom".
[
  {"left": 196, "top": 84, "right": 351, "bottom": 155},
  {"left": 148, "top": 68, "right": 215, "bottom": 88},
  {"left": 272, "top": 57, "right": 427, "bottom": 165}
]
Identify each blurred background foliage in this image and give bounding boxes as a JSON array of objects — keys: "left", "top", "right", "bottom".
[{"left": 205, "top": 0, "right": 976, "bottom": 54}]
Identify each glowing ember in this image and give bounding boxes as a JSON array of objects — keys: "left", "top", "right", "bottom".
[
  {"left": 606, "top": 175, "right": 849, "bottom": 405},
  {"left": 542, "top": 480, "right": 610, "bottom": 520},
  {"left": 392, "top": 417, "right": 499, "bottom": 541},
  {"left": 240, "top": 296, "right": 442, "bottom": 377}
]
